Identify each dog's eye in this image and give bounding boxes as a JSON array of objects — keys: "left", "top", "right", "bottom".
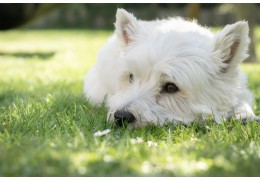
[
  {"left": 129, "top": 73, "right": 134, "bottom": 83},
  {"left": 162, "top": 82, "right": 179, "bottom": 93}
]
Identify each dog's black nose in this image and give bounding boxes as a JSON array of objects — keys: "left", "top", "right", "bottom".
[{"left": 114, "top": 110, "right": 135, "bottom": 126}]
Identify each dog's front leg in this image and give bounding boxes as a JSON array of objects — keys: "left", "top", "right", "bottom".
[{"left": 232, "top": 101, "right": 260, "bottom": 122}]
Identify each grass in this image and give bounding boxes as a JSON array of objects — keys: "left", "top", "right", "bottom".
[{"left": 0, "top": 28, "right": 260, "bottom": 177}]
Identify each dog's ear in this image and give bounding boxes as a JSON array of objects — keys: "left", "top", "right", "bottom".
[
  {"left": 115, "top": 8, "right": 138, "bottom": 45},
  {"left": 212, "top": 21, "right": 250, "bottom": 73}
]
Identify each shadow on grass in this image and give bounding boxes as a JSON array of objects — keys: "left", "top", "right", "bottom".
[
  {"left": 0, "top": 89, "right": 29, "bottom": 106},
  {"left": 0, "top": 51, "right": 55, "bottom": 60}
]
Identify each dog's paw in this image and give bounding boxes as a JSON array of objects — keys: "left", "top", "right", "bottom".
[
  {"left": 253, "top": 116, "right": 260, "bottom": 121},
  {"left": 241, "top": 116, "right": 260, "bottom": 125}
]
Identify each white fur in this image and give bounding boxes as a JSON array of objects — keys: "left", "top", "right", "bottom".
[{"left": 84, "top": 8, "right": 259, "bottom": 127}]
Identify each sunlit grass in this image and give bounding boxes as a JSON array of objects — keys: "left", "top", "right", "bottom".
[{"left": 0, "top": 29, "right": 260, "bottom": 176}]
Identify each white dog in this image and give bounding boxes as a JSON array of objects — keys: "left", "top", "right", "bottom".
[{"left": 84, "top": 8, "right": 259, "bottom": 127}]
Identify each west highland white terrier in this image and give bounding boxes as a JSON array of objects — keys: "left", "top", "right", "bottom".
[{"left": 84, "top": 8, "right": 259, "bottom": 127}]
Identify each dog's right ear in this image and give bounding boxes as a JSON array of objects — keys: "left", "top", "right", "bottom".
[{"left": 115, "top": 8, "right": 138, "bottom": 45}]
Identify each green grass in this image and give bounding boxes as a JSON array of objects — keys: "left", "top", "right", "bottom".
[{"left": 0, "top": 28, "right": 260, "bottom": 177}]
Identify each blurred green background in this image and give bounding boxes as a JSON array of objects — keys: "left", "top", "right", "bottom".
[{"left": 1, "top": 3, "right": 260, "bottom": 62}]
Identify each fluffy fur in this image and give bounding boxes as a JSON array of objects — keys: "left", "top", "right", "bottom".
[{"left": 84, "top": 8, "right": 259, "bottom": 127}]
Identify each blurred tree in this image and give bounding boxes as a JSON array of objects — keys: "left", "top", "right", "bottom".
[
  {"left": 0, "top": 4, "right": 62, "bottom": 30},
  {"left": 235, "top": 4, "right": 257, "bottom": 63},
  {"left": 185, "top": 3, "right": 200, "bottom": 20}
]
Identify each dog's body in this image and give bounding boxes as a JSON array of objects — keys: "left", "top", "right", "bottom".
[{"left": 84, "top": 9, "right": 259, "bottom": 127}]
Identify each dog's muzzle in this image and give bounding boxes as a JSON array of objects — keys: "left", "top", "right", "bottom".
[{"left": 114, "top": 110, "right": 136, "bottom": 126}]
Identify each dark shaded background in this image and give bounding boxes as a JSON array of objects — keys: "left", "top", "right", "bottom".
[
  {"left": 1, "top": 4, "right": 259, "bottom": 29},
  {"left": 0, "top": 3, "right": 259, "bottom": 62}
]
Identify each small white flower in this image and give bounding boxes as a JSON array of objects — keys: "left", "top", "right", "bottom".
[
  {"left": 93, "top": 129, "right": 111, "bottom": 137},
  {"left": 130, "top": 137, "right": 143, "bottom": 144},
  {"left": 147, "top": 141, "right": 158, "bottom": 147}
]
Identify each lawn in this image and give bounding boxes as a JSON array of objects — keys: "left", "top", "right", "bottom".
[{"left": 0, "top": 28, "right": 260, "bottom": 176}]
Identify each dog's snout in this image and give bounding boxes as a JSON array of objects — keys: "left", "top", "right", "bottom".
[{"left": 114, "top": 110, "right": 135, "bottom": 126}]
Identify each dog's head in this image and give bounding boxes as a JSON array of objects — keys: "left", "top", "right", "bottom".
[{"left": 108, "top": 9, "right": 250, "bottom": 127}]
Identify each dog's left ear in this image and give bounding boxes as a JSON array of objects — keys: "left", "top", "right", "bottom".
[
  {"left": 212, "top": 21, "right": 250, "bottom": 73},
  {"left": 114, "top": 8, "right": 138, "bottom": 45}
]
